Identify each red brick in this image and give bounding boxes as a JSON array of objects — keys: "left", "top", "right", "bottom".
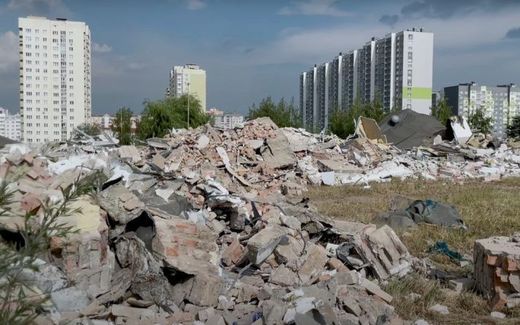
[{"left": 487, "top": 255, "right": 498, "bottom": 266}]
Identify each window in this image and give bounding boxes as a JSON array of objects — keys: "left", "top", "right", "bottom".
[
  {"left": 52, "top": 31, "right": 58, "bottom": 35},
  {"left": 25, "top": 28, "right": 31, "bottom": 32},
  {"left": 408, "top": 34, "right": 413, "bottom": 40}
]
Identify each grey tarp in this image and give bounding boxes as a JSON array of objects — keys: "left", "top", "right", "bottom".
[
  {"left": 377, "top": 199, "right": 465, "bottom": 230},
  {"left": 379, "top": 110, "right": 446, "bottom": 149}
]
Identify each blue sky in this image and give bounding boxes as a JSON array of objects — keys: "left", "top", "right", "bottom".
[{"left": 1, "top": 0, "right": 520, "bottom": 115}]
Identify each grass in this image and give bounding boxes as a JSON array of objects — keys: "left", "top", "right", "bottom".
[{"left": 306, "top": 178, "right": 520, "bottom": 324}]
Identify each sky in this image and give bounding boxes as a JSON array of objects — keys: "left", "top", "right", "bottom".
[{"left": 1, "top": 0, "right": 520, "bottom": 115}]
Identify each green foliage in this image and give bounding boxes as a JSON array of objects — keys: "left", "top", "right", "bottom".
[
  {"left": 507, "top": 116, "right": 520, "bottom": 139},
  {"left": 328, "top": 99, "right": 388, "bottom": 139},
  {"left": 468, "top": 108, "right": 493, "bottom": 134},
  {"left": 138, "top": 95, "right": 210, "bottom": 139},
  {"left": 112, "top": 107, "right": 133, "bottom": 145},
  {"left": 77, "top": 123, "right": 101, "bottom": 136},
  {"left": 431, "top": 98, "right": 453, "bottom": 125},
  {"left": 0, "top": 173, "right": 101, "bottom": 324},
  {"left": 247, "top": 97, "right": 301, "bottom": 128}
]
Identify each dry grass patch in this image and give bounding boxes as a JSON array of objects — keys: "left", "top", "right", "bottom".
[
  {"left": 307, "top": 178, "right": 520, "bottom": 259},
  {"left": 306, "top": 178, "right": 520, "bottom": 323}
]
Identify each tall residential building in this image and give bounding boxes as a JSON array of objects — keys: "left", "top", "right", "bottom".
[
  {"left": 0, "top": 107, "right": 21, "bottom": 141},
  {"left": 299, "top": 28, "right": 433, "bottom": 132},
  {"left": 18, "top": 16, "right": 91, "bottom": 143},
  {"left": 444, "top": 82, "right": 520, "bottom": 139},
  {"left": 169, "top": 64, "right": 207, "bottom": 111}
]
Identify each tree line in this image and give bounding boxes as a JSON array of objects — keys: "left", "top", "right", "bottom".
[{"left": 81, "top": 94, "right": 520, "bottom": 144}]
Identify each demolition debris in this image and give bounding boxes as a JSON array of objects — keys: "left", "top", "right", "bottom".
[{"left": 0, "top": 115, "right": 520, "bottom": 324}]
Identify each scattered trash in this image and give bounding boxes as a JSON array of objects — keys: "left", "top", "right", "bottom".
[{"left": 429, "top": 241, "right": 465, "bottom": 263}]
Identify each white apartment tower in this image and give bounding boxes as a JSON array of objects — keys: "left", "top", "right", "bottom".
[
  {"left": 0, "top": 108, "right": 21, "bottom": 141},
  {"left": 300, "top": 28, "right": 433, "bottom": 131},
  {"left": 18, "top": 16, "right": 91, "bottom": 143},
  {"left": 444, "top": 82, "right": 520, "bottom": 139},
  {"left": 169, "top": 64, "right": 207, "bottom": 111}
]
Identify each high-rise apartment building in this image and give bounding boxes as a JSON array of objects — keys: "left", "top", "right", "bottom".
[
  {"left": 299, "top": 28, "right": 433, "bottom": 132},
  {"left": 0, "top": 107, "right": 21, "bottom": 141},
  {"left": 18, "top": 16, "right": 91, "bottom": 143},
  {"left": 444, "top": 82, "right": 520, "bottom": 139},
  {"left": 168, "top": 64, "right": 207, "bottom": 111}
]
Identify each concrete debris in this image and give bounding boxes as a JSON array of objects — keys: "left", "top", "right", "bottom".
[
  {"left": 2, "top": 116, "right": 520, "bottom": 324},
  {"left": 491, "top": 311, "right": 506, "bottom": 319},
  {"left": 428, "top": 304, "right": 449, "bottom": 315},
  {"left": 449, "top": 116, "right": 473, "bottom": 145}
]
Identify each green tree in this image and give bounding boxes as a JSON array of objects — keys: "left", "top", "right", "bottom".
[
  {"left": 507, "top": 115, "right": 520, "bottom": 139},
  {"left": 363, "top": 98, "right": 386, "bottom": 122},
  {"left": 328, "top": 98, "right": 388, "bottom": 139},
  {"left": 247, "top": 97, "right": 300, "bottom": 128},
  {"left": 77, "top": 123, "right": 101, "bottom": 136},
  {"left": 0, "top": 173, "right": 102, "bottom": 324},
  {"left": 431, "top": 98, "right": 453, "bottom": 125},
  {"left": 468, "top": 107, "right": 493, "bottom": 134},
  {"left": 112, "top": 107, "right": 133, "bottom": 145},
  {"left": 328, "top": 99, "right": 365, "bottom": 138},
  {"left": 138, "top": 95, "right": 209, "bottom": 139}
]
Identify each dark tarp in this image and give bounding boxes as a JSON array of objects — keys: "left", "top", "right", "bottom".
[
  {"left": 0, "top": 135, "right": 17, "bottom": 149},
  {"left": 377, "top": 199, "right": 465, "bottom": 230},
  {"left": 379, "top": 109, "right": 446, "bottom": 149}
]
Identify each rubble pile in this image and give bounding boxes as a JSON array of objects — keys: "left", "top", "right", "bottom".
[
  {"left": 122, "top": 116, "right": 520, "bottom": 189},
  {"left": 1, "top": 117, "right": 520, "bottom": 324},
  {"left": 0, "top": 119, "right": 414, "bottom": 324}
]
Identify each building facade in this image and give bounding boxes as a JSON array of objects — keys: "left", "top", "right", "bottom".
[
  {"left": 444, "top": 83, "right": 520, "bottom": 139},
  {"left": 213, "top": 113, "right": 244, "bottom": 129},
  {"left": 0, "top": 107, "right": 21, "bottom": 141},
  {"left": 299, "top": 28, "right": 433, "bottom": 132},
  {"left": 89, "top": 114, "right": 140, "bottom": 133},
  {"left": 19, "top": 16, "right": 91, "bottom": 143},
  {"left": 168, "top": 64, "right": 207, "bottom": 111}
]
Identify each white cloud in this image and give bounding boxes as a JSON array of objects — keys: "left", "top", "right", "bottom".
[
  {"left": 93, "top": 42, "right": 112, "bottom": 53},
  {"left": 278, "top": 0, "right": 349, "bottom": 17},
  {"left": 251, "top": 8, "right": 520, "bottom": 66},
  {"left": 0, "top": 31, "right": 18, "bottom": 74},
  {"left": 186, "top": 0, "right": 206, "bottom": 10}
]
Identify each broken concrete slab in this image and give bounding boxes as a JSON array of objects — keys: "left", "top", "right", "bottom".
[
  {"left": 298, "top": 243, "right": 329, "bottom": 285},
  {"left": 247, "top": 225, "right": 287, "bottom": 265},
  {"left": 152, "top": 216, "right": 219, "bottom": 276},
  {"left": 261, "top": 129, "right": 297, "bottom": 169}
]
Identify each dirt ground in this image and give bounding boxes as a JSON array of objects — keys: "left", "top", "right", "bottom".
[{"left": 307, "top": 178, "right": 520, "bottom": 324}]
